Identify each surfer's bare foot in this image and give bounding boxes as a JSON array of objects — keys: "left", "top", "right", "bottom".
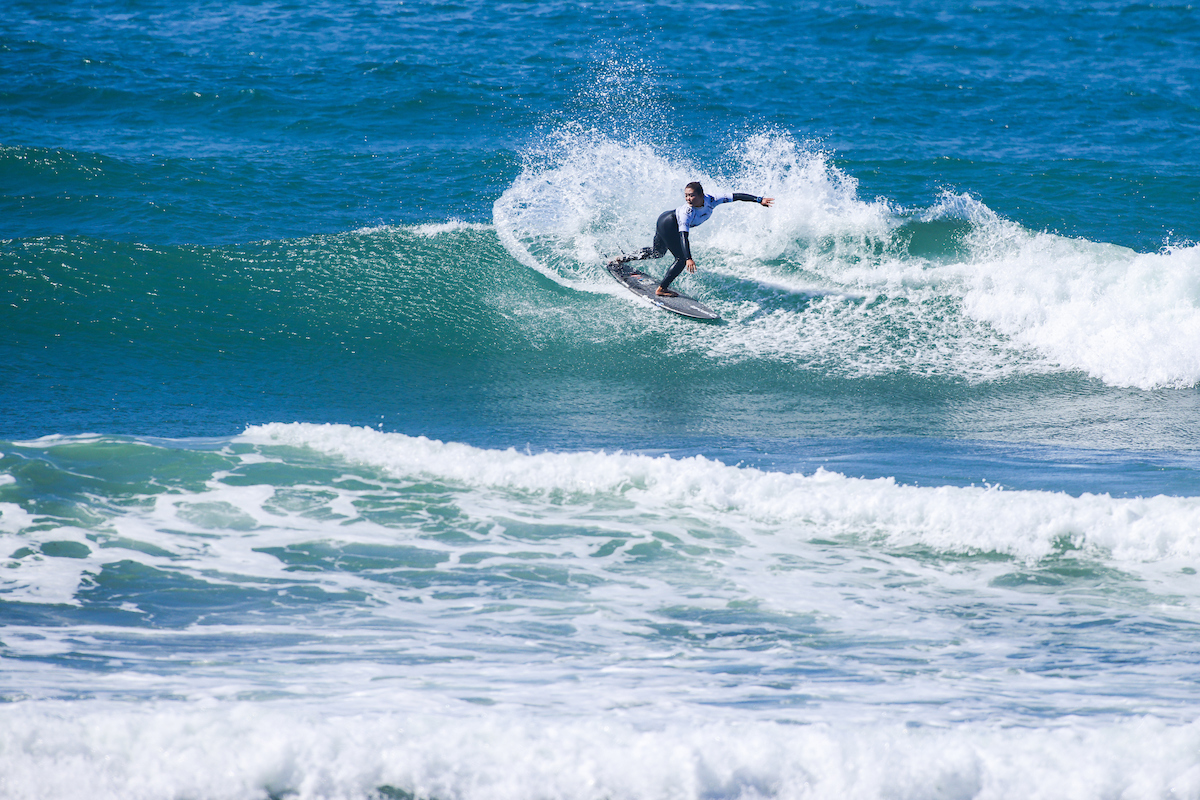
[{"left": 656, "top": 287, "right": 678, "bottom": 297}]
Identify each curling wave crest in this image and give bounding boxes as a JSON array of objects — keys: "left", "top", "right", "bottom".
[{"left": 494, "top": 131, "right": 1200, "bottom": 388}]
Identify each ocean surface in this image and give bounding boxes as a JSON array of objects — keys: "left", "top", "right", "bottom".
[{"left": 3, "top": 2, "right": 1200, "bottom": 798}]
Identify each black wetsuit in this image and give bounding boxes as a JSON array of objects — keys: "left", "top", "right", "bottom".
[{"left": 652, "top": 209, "right": 689, "bottom": 290}]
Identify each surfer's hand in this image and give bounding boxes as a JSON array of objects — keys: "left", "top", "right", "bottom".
[
  {"left": 761, "top": 197, "right": 775, "bottom": 207},
  {"left": 686, "top": 259, "right": 696, "bottom": 273}
]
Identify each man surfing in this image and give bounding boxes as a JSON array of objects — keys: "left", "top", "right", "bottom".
[{"left": 614, "top": 182, "right": 774, "bottom": 297}]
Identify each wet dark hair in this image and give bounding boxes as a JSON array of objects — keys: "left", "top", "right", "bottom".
[{"left": 685, "top": 181, "right": 704, "bottom": 197}]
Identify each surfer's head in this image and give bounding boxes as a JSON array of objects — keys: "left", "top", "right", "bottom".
[{"left": 684, "top": 181, "right": 705, "bottom": 207}]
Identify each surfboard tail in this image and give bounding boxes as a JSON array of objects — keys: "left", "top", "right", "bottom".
[{"left": 608, "top": 248, "right": 656, "bottom": 267}]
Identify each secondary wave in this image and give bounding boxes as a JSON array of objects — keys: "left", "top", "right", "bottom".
[
  {"left": 242, "top": 423, "right": 1200, "bottom": 564},
  {"left": 7, "top": 425, "right": 1196, "bottom": 602}
]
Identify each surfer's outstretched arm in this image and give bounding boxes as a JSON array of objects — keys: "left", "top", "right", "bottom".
[{"left": 732, "top": 193, "right": 774, "bottom": 207}]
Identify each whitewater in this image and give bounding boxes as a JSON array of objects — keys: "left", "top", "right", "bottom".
[{"left": 4, "top": 424, "right": 1200, "bottom": 799}]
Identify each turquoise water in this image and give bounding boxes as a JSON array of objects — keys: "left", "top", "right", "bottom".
[{"left": 4, "top": 2, "right": 1200, "bottom": 799}]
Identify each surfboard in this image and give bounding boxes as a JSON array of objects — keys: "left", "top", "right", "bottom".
[{"left": 604, "top": 258, "right": 721, "bottom": 321}]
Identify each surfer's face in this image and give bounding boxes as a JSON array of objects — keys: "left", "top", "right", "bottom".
[{"left": 684, "top": 189, "right": 704, "bottom": 207}]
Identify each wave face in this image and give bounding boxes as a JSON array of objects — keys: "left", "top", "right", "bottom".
[
  {"left": 4, "top": 425, "right": 1200, "bottom": 798},
  {"left": 8, "top": 214, "right": 1200, "bottom": 455}
]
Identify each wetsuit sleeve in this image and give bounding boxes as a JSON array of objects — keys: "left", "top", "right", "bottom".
[
  {"left": 680, "top": 230, "right": 692, "bottom": 261},
  {"left": 732, "top": 193, "right": 763, "bottom": 203}
]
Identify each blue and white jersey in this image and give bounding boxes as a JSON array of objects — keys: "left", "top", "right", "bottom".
[{"left": 675, "top": 193, "right": 735, "bottom": 233}]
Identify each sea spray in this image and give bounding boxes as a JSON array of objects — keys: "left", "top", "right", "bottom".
[{"left": 495, "top": 131, "right": 1200, "bottom": 388}]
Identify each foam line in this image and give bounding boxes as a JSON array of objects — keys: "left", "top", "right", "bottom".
[
  {"left": 4, "top": 701, "right": 1200, "bottom": 800},
  {"left": 243, "top": 423, "right": 1200, "bottom": 563}
]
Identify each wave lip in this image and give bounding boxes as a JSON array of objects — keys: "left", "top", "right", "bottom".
[
  {"left": 492, "top": 129, "right": 1200, "bottom": 389},
  {"left": 492, "top": 129, "right": 893, "bottom": 293}
]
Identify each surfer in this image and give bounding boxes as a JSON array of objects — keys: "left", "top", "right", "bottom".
[{"left": 628, "top": 182, "right": 774, "bottom": 297}]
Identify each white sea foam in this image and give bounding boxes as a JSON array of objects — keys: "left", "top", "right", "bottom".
[
  {"left": 243, "top": 423, "right": 1200, "bottom": 564},
  {"left": 493, "top": 131, "right": 1200, "bottom": 388},
  {"left": 407, "top": 219, "right": 494, "bottom": 237},
  {"left": 941, "top": 195, "right": 1200, "bottom": 389},
  {"left": 3, "top": 700, "right": 1200, "bottom": 800},
  {"left": 349, "top": 221, "right": 494, "bottom": 241}
]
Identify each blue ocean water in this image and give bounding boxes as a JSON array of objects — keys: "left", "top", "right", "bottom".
[{"left": 4, "top": 2, "right": 1200, "bottom": 798}]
